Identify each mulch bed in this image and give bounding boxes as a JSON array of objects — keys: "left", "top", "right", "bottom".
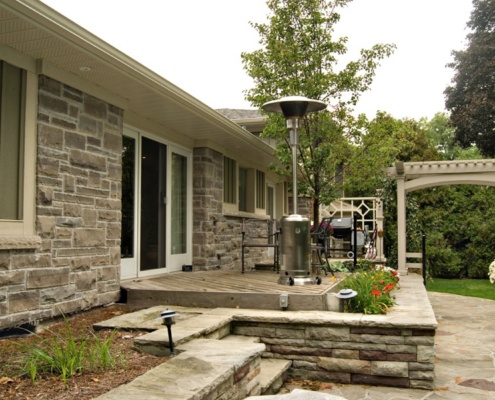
[{"left": 0, "top": 304, "right": 168, "bottom": 400}]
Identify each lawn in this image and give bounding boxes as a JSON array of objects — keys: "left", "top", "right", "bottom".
[{"left": 426, "top": 278, "right": 495, "bottom": 301}]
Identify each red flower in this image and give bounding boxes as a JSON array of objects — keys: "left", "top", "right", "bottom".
[
  {"left": 383, "top": 283, "right": 395, "bottom": 292},
  {"left": 371, "top": 289, "right": 381, "bottom": 296}
]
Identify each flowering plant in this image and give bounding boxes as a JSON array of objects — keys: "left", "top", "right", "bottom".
[
  {"left": 489, "top": 260, "right": 495, "bottom": 284},
  {"left": 338, "top": 265, "right": 400, "bottom": 314}
]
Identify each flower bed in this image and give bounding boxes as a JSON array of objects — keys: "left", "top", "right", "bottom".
[{"left": 339, "top": 265, "right": 400, "bottom": 314}]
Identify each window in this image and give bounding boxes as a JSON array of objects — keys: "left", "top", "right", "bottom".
[
  {"left": 256, "top": 170, "right": 265, "bottom": 209},
  {"left": 0, "top": 61, "right": 25, "bottom": 220},
  {"left": 0, "top": 59, "right": 36, "bottom": 238},
  {"left": 239, "top": 167, "right": 248, "bottom": 212},
  {"left": 223, "top": 155, "right": 266, "bottom": 216},
  {"left": 223, "top": 156, "right": 236, "bottom": 204}
]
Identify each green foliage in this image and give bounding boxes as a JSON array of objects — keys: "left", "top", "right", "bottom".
[
  {"left": 427, "top": 278, "right": 495, "bottom": 301},
  {"left": 373, "top": 111, "right": 495, "bottom": 280},
  {"left": 87, "top": 329, "right": 122, "bottom": 370},
  {"left": 420, "top": 113, "right": 482, "bottom": 161},
  {"left": 17, "top": 317, "right": 122, "bottom": 384},
  {"left": 328, "top": 261, "right": 350, "bottom": 272},
  {"left": 425, "top": 230, "right": 462, "bottom": 278},
  {"left": 241, "top": 0, "right": 395, "bottom": 221},
  {"left": 445, "top": 0, "right": 495, "bottom": 157},
  {"left": 416, "top": 185, "right": 495, "bottom": 279},
  {"left": 338, "top": 266, "right": 399, "bottom": 314},
  {"left": 22, "top": 318, "right": 86, "bottom": 383}
]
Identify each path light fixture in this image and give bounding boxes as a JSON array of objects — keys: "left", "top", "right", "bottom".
[
  {"left": 155, "top": 309, "right": 177, "bottom": 356},
  {"left": 262, "top": 96, "right": 326, "bottom": 285},
  {"left": 336, "top": 288, "right": 358, "bottom": 312}
]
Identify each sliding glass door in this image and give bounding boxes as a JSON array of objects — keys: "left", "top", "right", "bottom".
[
  {"left": 121, "top": 127, "right": 192, "bottom": 279},
  {"left": 169, "top": 149, "right": 192, "bottom": 269},
  {"left": 140, "top": 136, "right": 167, "bottom": 271}
]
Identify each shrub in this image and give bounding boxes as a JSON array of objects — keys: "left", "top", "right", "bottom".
[{"left": 339, "top": 266, "right": 400, "bottom": 314}]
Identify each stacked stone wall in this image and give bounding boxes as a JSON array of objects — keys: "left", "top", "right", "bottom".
[
  {"left": 232, "top": 321, "right": 435, "bottom": 390},
  {"left": 192, "top": 148, "right": 272, "bottom": 271},
  {"left": 0, "top": 76, "right": 122, "bottom": 328}
]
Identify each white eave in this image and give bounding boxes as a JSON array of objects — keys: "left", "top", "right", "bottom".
[{"left": 0, "top": 0, "right": 276, "bottom": 167}]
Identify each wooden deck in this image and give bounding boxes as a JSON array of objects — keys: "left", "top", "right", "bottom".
[{"left": 121, "top": 270, "right": 344, "bottom": 311}]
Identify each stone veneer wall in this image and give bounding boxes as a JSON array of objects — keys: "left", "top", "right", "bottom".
[
  {"left": 192, "top": 147, "right": 271, "bottom": 271},
  {"left": 0, "top": 76, "right": 122, "bottom": 328},
  {"left": 232, "top": 322, "right": 435, "bottom": 390}
]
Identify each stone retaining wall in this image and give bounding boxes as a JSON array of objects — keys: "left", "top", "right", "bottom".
[
  {"left": 230, "top": 275, "right": 437, "bottom": 390},
  {"left": 232, "top": 322, "right": 435, "bottom": 389},
  {"left": 0, "top": 76, "right": 122, "bottom": 328}
]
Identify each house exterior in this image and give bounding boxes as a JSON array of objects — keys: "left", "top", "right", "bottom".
[{"left": 0, "top": 0, "right": 288, "bottom": 329}]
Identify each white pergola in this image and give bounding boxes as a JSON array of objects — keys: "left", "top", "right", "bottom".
[{"left": 386, "top": 159, "right": 495, "bottom": 274}]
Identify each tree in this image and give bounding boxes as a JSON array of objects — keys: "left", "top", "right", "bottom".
[
  {"left": 241, "top": 0, "right": 395, "bottom": 223},
  {"left": 421, "top": 112, "right": 482, "bottom": 160},
  {"left": 445, "top": 0, "right": 495, "bottom": 157}
]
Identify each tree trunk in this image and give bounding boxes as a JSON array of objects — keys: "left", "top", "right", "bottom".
[{"left": 313, "top": 186, "right": 320, "bottom": 227}]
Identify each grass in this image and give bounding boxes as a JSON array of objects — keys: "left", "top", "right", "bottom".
[{"left": 426, "top": 278, "right": 495, "bottom": 301}]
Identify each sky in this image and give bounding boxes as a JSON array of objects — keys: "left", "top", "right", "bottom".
[{"left": 41, "top": 0, "right": 473, "bottom": 121}]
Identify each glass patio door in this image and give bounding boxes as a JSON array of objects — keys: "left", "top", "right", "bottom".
[
  {"left": 121, "top": 128, "right": 192, "bottom": 279},
  {"left": 121, "top": 133, "right": 138, "bottom": 279},
  {"left": 168, "top": 149, "right": 192, "bottom": 271},
  {"left": 140, "top": 136, "right": 167, "bottom": 272}
]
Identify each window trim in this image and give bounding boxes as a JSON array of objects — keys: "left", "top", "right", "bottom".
[
  {"left": 223, "top": 156, "right": 237, "bottom": 205},
  {"left": 255, "top": 170, "right": 266, "bottom": 210},
  {"left": 0, "top": 65, "right": 37, "bottom": 239}
]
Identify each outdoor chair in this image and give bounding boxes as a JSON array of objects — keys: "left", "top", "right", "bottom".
[
  {"left": 241, "top": 219, "right": 280, "bottom": 273},
  {"left": 311, "top": 217, "right": 334, "bottom": 276}
]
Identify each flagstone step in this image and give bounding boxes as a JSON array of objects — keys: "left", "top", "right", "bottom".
[
  {"left": 133, "top": 313, "right": 233, "bottom": 356},
  {"left": 219, "top": 335, "right": 291, "bottom": 395},
  {"left": 94, "top": 338, "right": 265, "bottom": 400}
]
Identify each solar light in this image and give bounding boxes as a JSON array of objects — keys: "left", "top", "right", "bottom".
[{"left": 336, "top": 288, "right": 358, "bottom": 312}]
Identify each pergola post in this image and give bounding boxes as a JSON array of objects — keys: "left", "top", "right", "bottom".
[{"left": 396, "top": 164, "right": 407, "bottom": 274}]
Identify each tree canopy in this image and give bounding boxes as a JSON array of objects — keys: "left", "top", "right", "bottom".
[
  {"left": 445, "top": 0, "right": 495, "bottom": 157},
  {"left": 241, "top": 0, "right": 395, "bottom": 222}
]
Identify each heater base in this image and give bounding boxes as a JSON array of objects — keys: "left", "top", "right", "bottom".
[{"left": 278, "top": 275, "right": 321, "bottom": 286}]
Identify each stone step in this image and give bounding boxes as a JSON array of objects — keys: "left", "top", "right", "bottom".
[
  {"left": 94, "top": 338, "right": 265, "bottom": 400},
  {"left": 220, "top": 335, "right": 291, "bottom": 395},
  {"left": 259, "top": 358, "right": 292, "bottom": 395},
  {"left": 133, "top": 312, "right": 233, "bottom": 356}
]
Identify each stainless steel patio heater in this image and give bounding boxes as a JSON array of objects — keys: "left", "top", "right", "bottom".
[{"left": 262, "top": 96, "right": 326, "bottom": 285}]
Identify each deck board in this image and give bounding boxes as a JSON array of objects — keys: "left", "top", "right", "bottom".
[
  {"left": 120, "top": 269, "right": 345, "bottom": 311},
  {"left": 122, "top": 270, "right": 339, "bottom": 295}
]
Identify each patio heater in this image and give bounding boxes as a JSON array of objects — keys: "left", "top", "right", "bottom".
[{"left": 262, "top": 96, "right": 326, "bottom": 285}]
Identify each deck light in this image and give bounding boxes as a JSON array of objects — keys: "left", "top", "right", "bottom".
[{"left": 336, "top": 288, "right": 358, "bottom": 312}]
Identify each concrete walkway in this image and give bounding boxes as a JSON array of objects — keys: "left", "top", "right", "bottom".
[{"left": 281, "top": 291, "right": 495, "bottom": 399}]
